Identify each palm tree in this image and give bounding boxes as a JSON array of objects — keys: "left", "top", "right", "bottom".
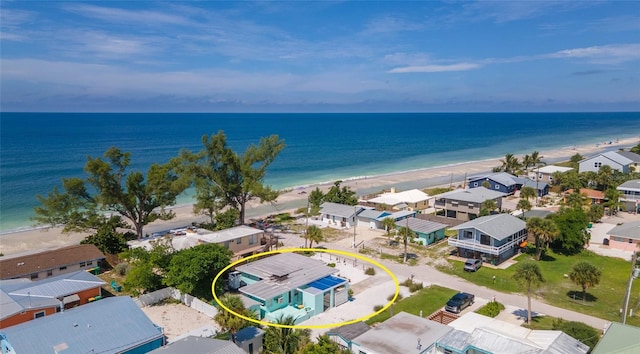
[
  {"left": 536, "top": 219, "right": 559, "bottom": 260},
  {"left": 381, "top": 217, "right": 396, "bottom": 245},
  {"left": 214, "top": 294, "right": 251, "bottom": 342},
  {"left": 396, "top": 225, "right": 416, "bottom": 263},
  {"left": 517, "top": 199, "right": 532, "bottom": 217},
  {"left": 520, "top": 186, "right": 536, "bottom": 202},
  {"left": 305, "top": 225, "right": 323, "bottom": 248},
  {"left": 604, "top": 188, "right": 624, "bottom": 215},
  {"left": 512, "top": 261, "right": 544, "bottom": 324},
  {"left": 529, "top": 151, "right": 545, "bottom": 169},
  {"left": 569, "top": 261, "right": 602, "bottom": 304},
  {"left": 480, "top": 199, "right": 497, "bottom": 216},
  {"left": 564, "top": 192, "right": 588, "bottom": 210},
  {"left": 499, "top": 153, "right": 521, "bottom": 175},
  {"left": 263, "top": 315, "right": 311, "bottom": 354},
  {"left": 527, "top": 217, "right": 544, "bottom": 257},
  {"left": 597, "top": 165, "right": 614, "bottom": 191}
]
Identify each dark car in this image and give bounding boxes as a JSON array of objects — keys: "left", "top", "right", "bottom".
[
  {"left": 464, "top": 258, "right": 482, "bottom": 272},
  {"left": 445, "top": 292, "right": 475, "bottom": 314}
]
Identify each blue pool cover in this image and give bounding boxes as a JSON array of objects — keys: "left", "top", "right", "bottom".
[{"left": 307, "top": 275, "right": 346, "bottom": 291}]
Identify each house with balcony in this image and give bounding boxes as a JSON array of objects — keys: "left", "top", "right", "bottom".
[
  {"left": 364, "top": 188, "right": 431, "bottom": 211},
  {"left": 467, "top": 172, "right": 548, "bottom": 197},
  {"left": 579, "top": 150, "right": 640, "bottom": 173},
  {"left": 529, "top": 165, "right": 573, "bottom": 184},
  {"left": 617, "top": 179, "right": 640, "bottom": 213},
  {"left": 433, "top": 187, "right": 506, "bottom": 221},
  {"left": 448, "top": 214, "right": 527, "bottom": 265},
  {"left": 231, "top": 252, "right": 349, "bottom": 325},
  {"left": 320, "top": 202, "right": 365, "bottom": 228}
]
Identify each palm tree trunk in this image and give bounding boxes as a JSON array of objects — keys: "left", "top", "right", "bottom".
[
  {"left": 527, "top": 287, "right": 532, "bottom": 324},
  {"left": 403, "top": 238, "right": 408, "bottom": 263}
]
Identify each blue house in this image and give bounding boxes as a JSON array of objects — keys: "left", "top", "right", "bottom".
[
  {"left": 400, "top": 217, "right": 448, "bottom": 246},
  {"left": 468, "top": 172, "right": 548, "bottom": 197},
  {"left": 0, "top": 296, "right": 164, "bottom": 354},
  {"left": 233, "top": 253, "right": 349, "bottom": 324}
]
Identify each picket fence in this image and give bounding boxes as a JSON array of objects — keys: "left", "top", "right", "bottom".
[{"left": 135, "top": 287, "right": 218, "bottom": 318}]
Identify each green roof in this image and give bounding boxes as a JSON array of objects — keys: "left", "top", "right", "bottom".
[{"left": 592, "top": 322, "right": 640, "bottom": 354}]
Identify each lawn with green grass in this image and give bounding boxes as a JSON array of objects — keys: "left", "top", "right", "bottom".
[
  {"left": 366, "top": 285, "right": 457, "bottom": 325},
  {"left": 437, "top": 250, "right": 640, "bottom": 326}
]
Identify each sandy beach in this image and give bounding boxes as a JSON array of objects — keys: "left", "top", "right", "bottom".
[{"left": 1, "top": 136, "right": 637, "bottom": 257}]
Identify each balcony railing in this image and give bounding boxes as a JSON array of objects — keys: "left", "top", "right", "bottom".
[
  {"left": 619, "top": 194, "right": 640, "bottom": 201},
  {"left": 448, "top": 235, "right": 526, "bottom": 256}
]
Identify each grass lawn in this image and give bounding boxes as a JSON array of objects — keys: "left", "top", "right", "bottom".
[
  {"left": 366, "top": 285, "right": 457, "bottom": 325},
  {"left": 437, "top": 250, "right": 640, "bottom": 326}
]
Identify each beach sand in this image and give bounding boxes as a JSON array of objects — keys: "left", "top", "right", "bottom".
[{"left": 1, "top": 136, "right": 637, "bottom": 257}]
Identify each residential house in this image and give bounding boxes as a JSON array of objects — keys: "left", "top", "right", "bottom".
[
  {"left": 435, "top": 312, "right": 588, "bottom": 354},
  {"left": 529, "top": 165, "right": 573, "bottom": 184},
  {"left": 148, "top": 336, "right": 245, "bottom": 354},
  {"left": 448, "top": 214, "right": 527, "bottom": 264},
  {"left": 327, "top": 322, "right": 370, "bottom": 352},
  {"left": 234, "top": 326, "right": 265, "bottom": 354},
  {"left": 0, "top": 244, "right": 105, "bottom": 280},
  {"left": 467, "top": 172, "right": 548, "bottom": 197},
  {"left": 232, "top": 253, "right": 349, "bottom": 324},
  {"left": 592, "top": 322, "right": 640, "bottom": 354},
  {"left": 364, "top": 188, "right": 431, "bottom": 211},
  {"left": 400, "top": 217, "right": 448, "bottom": 246},
  {"left": 348, "top": 312, "right": 453, "bottom": 354},
  {"left": 563, "top": 188, "right": 606, "bottom": 205},
  {"left": 0, "top": 296, "right": 164, "bottom": 354},
  {"left": 0, "top": 270, "right": 105, "bottom": 329},
  {"left": 606, "top": 221, "right": 640, "bottom": 251},
  {"left": 320, "top": 202, "right": 365, "bottom": 228},
  {"left": 579, "top": 150, "right": 640, "bottom": 173},
  {"left": 433, "top": 187, "right": 506, "bottom": 221},
  {"left": 617, "top": 179, "right": 640, "bottom": 213},
  {"left": 356, "top": 209, "right": 391, "bottom": 229}
]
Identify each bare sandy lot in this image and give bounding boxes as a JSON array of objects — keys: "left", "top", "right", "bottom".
[{"left": 141, "top": 302, "right": 219, "bottom": 342}]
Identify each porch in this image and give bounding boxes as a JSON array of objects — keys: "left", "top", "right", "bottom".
[{"left": 264, "top": 304, "right": 311, "bottom": 324}]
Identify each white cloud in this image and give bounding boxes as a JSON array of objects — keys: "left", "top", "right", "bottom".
[
  {"left": 548, "top": 44, "right": 640, "bottom": 64},
  {"left": 388, "top": 63, "right": 481, "bottom": 73},
  {"left": 63, "top": 4, "right": 192, "bottom": 27}
]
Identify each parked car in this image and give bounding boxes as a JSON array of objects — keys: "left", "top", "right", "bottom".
[
  {"left": 445, "top": 292, "right": 475, "bottom": 314},
  {"left": 464, "top": 258, "right": 482, "bottom": 272}
]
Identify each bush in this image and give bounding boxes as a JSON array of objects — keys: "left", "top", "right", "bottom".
[
  {"left": 387, "top": 293, "right": 403, "bottom": 301},
  {"left": 373, "top": 305, "right": 384, "bottom": 312},
  {"left": 552, "top": 319, "right": 599, "bottom": 350},
  {"left": 409, "top": 282, "right": 424, "bottom": 293},
  {"left": 401, "top": 278, "right": 414, "bottom": 287},
  {"left": 348, "top": 288, "right": 354, "bottom": 298},
  {"left": 115, "top": 262, "right": 130, "bottom": 276},
  {"left": 327, "top": 263, "right": 336, "bottom": 268},
  {"left": 408, "top": 258, "right": 418, "bottom": 266},
  {"left": 475, "top": 301, "right": 505, "bottom": 318},
  {"left": 364, "top": 267, "right": 376, "bottom": 275}
]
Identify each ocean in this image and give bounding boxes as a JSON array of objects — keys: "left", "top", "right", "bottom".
[{"left": 1, "top": 112, "right": 639, "bottom": 234}]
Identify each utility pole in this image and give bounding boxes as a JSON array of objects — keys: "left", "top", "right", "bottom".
[
  {"left": 622, "top": 250, "right": 638, "bottom": 324},
  {"left": 353, "top": 204, "right": 357, "bottom": 248},
  {"left": 304, "top": 197, "right": 310, "bottom": 248},
  {"left": 535, "top": 165, "right": 540, "bottom": 207}
]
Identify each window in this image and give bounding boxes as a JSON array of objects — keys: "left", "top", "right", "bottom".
[
  {"left": 277, "top": 296, "right": 284, "bottom": 304},
  {"left": 87, "top": 261, "right": 93, "bottom": 266},
  {"left": 34, "top": 311, "right": 45, "bottom": 319},
  {"left": 473, "top": 182, "right": 478, "bottom": 187},
  {"left": 495, "top": 185, "right": 500, "bottom": 190},
  {"left": 59, "top": 266, "right": 67, "bottom": 271},
  {"left": 594, "top": 162, "right": 602, "bottom": 168},
  {"left": 236, "top": 238, "right": 242, "bottom": 244},
  {"left": 249, "top": 343, "right": 254, "bottom": 354},
  {"left": 249, "top": 234, "right": 258, "bottom": 245},
  {"left": 47, "top": 270, "right": 53, "bottom": 276},
  {"left": 224, "top": 241, "right": 230, "bottom": 248},
  {"left": 79, "top": 262, "right": 86, "bottom": 267},
  {"left": 30, "top": 273, "right": 39, "bottom": 280}
]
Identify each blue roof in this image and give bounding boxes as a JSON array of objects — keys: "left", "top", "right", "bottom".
[
  {"left": 1, "top": 296, "right": 163, "bottom": 354},
  {"left": 235, "top": 326, "right": 265, "bottom": 343}
]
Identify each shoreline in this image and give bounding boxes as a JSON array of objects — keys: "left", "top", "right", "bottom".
[{"left": 0, "top": 135, "right": 637, "bottom": 256}]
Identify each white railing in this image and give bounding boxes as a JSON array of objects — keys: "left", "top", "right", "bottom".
[
  {"left": 448, "top": 236, "right": 526, "bottom": 256},
  {"left": 619, "top": 194, "right": 640, "bottom": 201}
]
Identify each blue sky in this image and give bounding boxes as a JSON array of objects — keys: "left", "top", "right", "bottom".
[{"left": 1, "top": 1, "right": 639, "bottom": 112}]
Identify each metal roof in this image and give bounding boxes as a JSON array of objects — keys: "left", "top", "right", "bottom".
[
  {"left": 618, "top": 179, "right": 640, "bottom": 192},
  {"left": 148, "top": 336, "right": 244, "bottom": 354},
  {"left": 617, "top": 151, "right": 640, "bottom": 162},
  {"left": 607, "top": 221, "right": 640, "bottom": 240},
  {"left": 369, "top": 189, "right": 430, "bottom": 205},
  {"left": 403, "top": 217, "right": 447, "bottom": 235},
  {"left": 358, "top": 209, "right": 389, "bottom": 219},
  {"left": 236, "top": 253, "right": 338, "bottom": 300},
  {"left": 235, "top": 326, "right": 265, "bottom": 343},
  {"left": 536, "top": 165, "right": 573, "bottom": 174},
  {"left": 378, "top": 210, "right": 416, "bottom": 221},
  {"left": 450, "top": 214, "right": 526, "bottom": 241},
  {"left": 352, "top": 312, "right": 453, "bottom": 354},
  {"left": 592, "top": 322, "right": 640, "bottom": 354},
  {"left": 320, "top": 202, "right": 364, "bottom": 218},
  {"left": 582, "top": 151, "right": 634, "bottom": 166},
  {"left": 196, "top": 225, "right": 263, "bottom": 244},
  {"left": 435, "top": 187, "right": 506, "bottom": 204},
  {"left": 468, "top": 172, "right": 519, "bottom": 187},
  {"left": 2, "top": 296, "right": 163, "bottom": 354}
]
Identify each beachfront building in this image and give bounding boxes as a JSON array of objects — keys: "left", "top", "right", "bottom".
[
  {"left": 606, "top": 221, "right": 640, "bottom": 251},
  {"left": 231, "top": 253, "right": 349, "bottom": 324},
  {"left": 320, "top": 202, "right": 365, "bottom": 228},
  {"left": 0, "top": 244, "right": 105, "bottom": 281},
  {"left": 528, "top": 165, "right": 573, "bottom": 184},
  {"left": 363, "top": 188, "right": 431, "bottom": 211},
  {"left": 579, "top": 150, "right": 640, "bottom": 173},
  {"left": 563, "top": 188, "right": 606, "bottom": 205},
  {"left": 398, "top": 217, "right": 447, "bottom": 246},
  {"left": 448, "top": 214, "right": 527, "bottom": 265},
  {"left": 617, "top": 179, "right": 640, "bottom": 213},
  {"left": 467, "top": 172, "right": 549, "bottom": 197},
  {"left": 0, "top": 296, "right": 164, "bottom": 354},
  {"left": 433, "top": 187, "right": 506, "bottom": 221},
  {"left": 0, "top": 270, "right": 106, "bottom": 329}
]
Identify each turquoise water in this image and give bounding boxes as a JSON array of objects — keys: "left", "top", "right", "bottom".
[{"left": 1, "top": 112, "right": 639, "bottom": 233}]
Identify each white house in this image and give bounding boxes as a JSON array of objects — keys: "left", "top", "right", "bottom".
[
  {"left": 366, "top": 188, "right": 431, "bottom": 211},
  {"left": 320, "top": 202, "right": 365, "bottom": 228},
  {"left": 529, "top": 165, "right": 573, "bottom": 183},
  {"left": 579, "top": 151, "right": 640, "bottom": 173},
  {"left": 617, "top": 179, "right": 640, "bottom": 213}
]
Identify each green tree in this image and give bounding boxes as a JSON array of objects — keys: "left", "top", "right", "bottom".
[
  {"left": 215, "top": 208, "right": 240, "bottom": 230},
  {"left": 631, "top": 143, "right": 640, "bottom": 155},
  {"left": 517, "top": 199, "right": 532, "bottom": 217},
  {"left": 604, "top": 188, "right": 624, "bottom": 215},
  {"left": 520, "top": 186, "right": 536, "bottom": 203},
  {"left": 163, "top": 243, "right": 232, "bottom": 299},
  {"left": 550, "top": 208, "right": 589, "bottom": 254},
  {"left": 512, "top": 261, "right": 544, "bottom": 324},
  {"left": 498, "top": 153, "right": 522, "bottom": 175},
  {"left": 481, "top": 180, "right": 491, "bottom": 189},
  {"left": 579, "top": 171, "right": 598, "bottom": 189},
  {"left": 587, "top": 204, "right": 604, "bottom": 223},
  {"left": 381, "top": 217, "right": 396, "bottom": 243},
  {"left": 297, "top": 334, "right": 351, "bottom": 354},
  {"left": 563, "top": 192, "right": 588, "bottom": 210},
  {"left": 123, "top": 262, "right": 163, "bottom": 295},
  {"left": 596, "top": 165, "right": 614, "bottom": 191},
  {"left": 552, "top": 319, "right": 599, "bottom": 350},
  {"left": 308, "top": 187, "right": 325, "bottom": 212},
  {"left": 480, "top": 199, "right": 497, "bottom": 216},
  {"left": 180, "top": 131, "right": 285, "bottom": 225},
  {"left": 396, "top": 225, "right": 416, "bottom": 263},
  {"left": 530, "top": 217, "right": 559, "bottom": 261},
  {"left": 323, "top": 181, "right": 358, "bottom": 205},
  {"left": 264, "top": 315, "right": 311, "bottom": 354},
  {"left": 552, "top": 170, "right": 582, "bottom": 191},
  {"left": 569, "top": 262, "right": 602, "bottom": 304},
  {"left": 305, "top": 225, "right": 324, "bottom": 248},
  {"left": 80, "top": 223, "right": 131, "bottom": 255},
  {"left": 122, "top": 239, "right": 174, "bottom": 294},
  {"left": 214, "top": 294, "right": 253, "bottom": 342},
  {"left": 569, "top": 153, "right": 584, "bottom": 167}
]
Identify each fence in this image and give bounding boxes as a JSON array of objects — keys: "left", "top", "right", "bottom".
[{"left": 135, "top": 287, "right": 218, "bottom": 318}]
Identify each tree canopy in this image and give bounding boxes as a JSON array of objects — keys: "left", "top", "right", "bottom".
[
  {"left": 297, "top": 334, "right": 350, "bottom": 354},
  {"left": 323, "top": 180, "right": 358, "bottom": 205},
  {"left": 550, "top": 207, "right": 589, "bottom": 254},
  {"left": 526, "top": 217, "right": 559, "bottom": 260},
  {"left": 263, "top": 315, "right": 311, "bottom": 354},
  {"left": 214, "top": 294, "right": 254, "bottom": 342},
  {"left": 305, "top": 225, "right": 324, "bottom": 248},
  {"left": 569, "top": 261, "right": 602, "bottom": 304}
]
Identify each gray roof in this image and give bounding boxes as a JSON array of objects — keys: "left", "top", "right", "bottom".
[
  {"left": 618, "top": 179, "right": 640, "bottom": 192},
  {"left": 617, "top": 150, "right": 640, "bottom": 162},
  {"left": 235, "top": 326, "right": 265, "bottom": 343},
  {"left": 378, "top": 210, "right": 416, "bottom": 221},
  {"left": 320, "top": 202, "right": 364, "bottom": 218},
  {"left": 450, "top": 214, "right": 526, "bottom": 240},
  {"left": 469, "top": 172, "right": 519, "bottom": 187},
  {"left": 403, "top": 217, "right": 447, "bottom": 235},
  {"left": 2, "top": 296, "right": 163, "bottom": 354},
  {"left": 521, "top": 210, "right": 554, "bottom": 219},
  {"left": 352, "top": 312, "right": 453, "bottom": 354},
  {"left": 582, "top": 151, "right": 634, "bottom": 166},
  {"left": 236, "top": 253, "right": 338, "bottom": 300},
  {"left": 196, "top": 225, "right": 263, "bottom": 244},
  {"left": 518, "top": 178, "right": 548, "bottom": 190},
  {"left": 359, "top": 209, "right": 390, "bottom": 219},
  {"left": 435, "top": 187, "right": 506, "bottom": 204},
  {"left": 328, "top": 321, "right": 371, "bottom": 341},
  {"left": 608, "top": 221, "right": 640, "bottom": 240},
  {"left": 148, "top": 336, "right": 244, "bottom": 354}
]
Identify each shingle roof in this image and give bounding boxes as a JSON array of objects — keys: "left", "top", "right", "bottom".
[
  {"left": 435, "top": 187, "right": 506, "bottom": 204},
  {"left": 0, "top": 244, "right": 105, "bottom": 280},
  {"left": 607, "top": 221, "right": 640, "bottom": 240},
  {"left": 2, "top": 296, "right": 163, "bottom": 354},
  {"left": 403, "top": 217, "right": 447, "bottom": 235},
  {"left": 618, "top": 179, "right": 640, "bottom": 192},
  {"left": 148, "top": 336, "right": 244, "bottom": 354},
  {"left": 450, "top": 214, "right": 526, "bottom": 240},
  {"left": 236, "top": 253, "right": 338, "bottom": 300},
  {"left": 320, "top": 202, "right": 364, "bottom": 218}
]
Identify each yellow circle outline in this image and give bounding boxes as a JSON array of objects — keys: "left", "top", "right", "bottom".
[{"left": 212, "top": 248, "right": 400, "bottom": 329}]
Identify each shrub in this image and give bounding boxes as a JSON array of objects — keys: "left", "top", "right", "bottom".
[
  {"left": 401, "top": 278, "right": 413, "bottom": 287},
  {"left": 115, "top": 262, "right": 130, "bottom": 276},
  {"left": 348, "top": 288, "right": 354, "bottom": 298},
  {"left": 364, "top": 267, "right": 376, "bottom": 275},
  {"left": 408, "top": 258, "right": 418, "bottom": 266},
  {"left": 387, "top": 293, "right": 403, "bottom": 301},
  {"left": 552, "top": 319, "right": 599, "bottom": 350},
  {"left": 373, "top": 305, "right": 384, "bottom": 312},
  {"left": 327, "top": 263, "right": 336, "bottom": 268},
  {"left": 409, "top": 282, "right": 424, "bottom": 293},
  {"left": 475, "top": 301, "right": 505, "bottom": 318}
]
